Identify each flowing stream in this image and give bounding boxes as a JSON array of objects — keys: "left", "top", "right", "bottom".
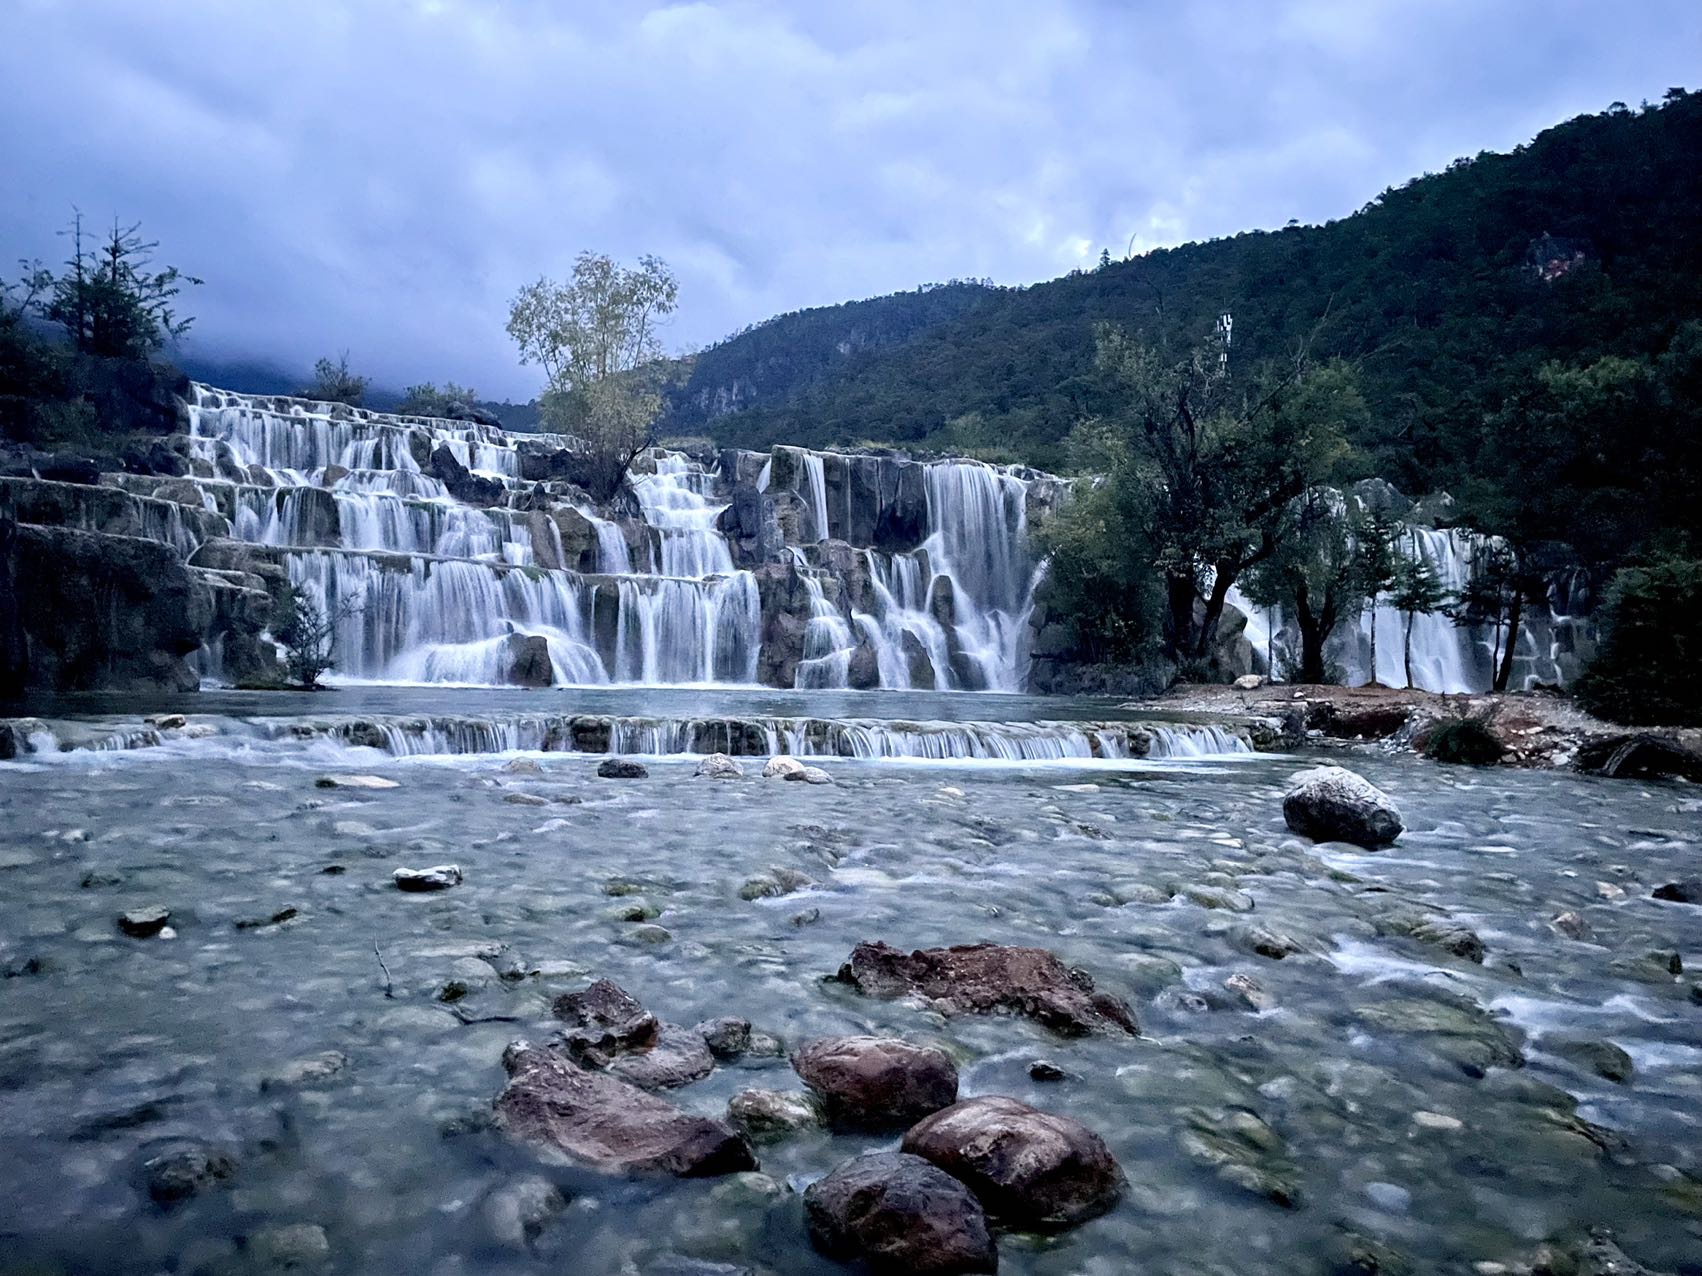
[{"left": 1, "top": 689, "right": 1698, "bottom": 1274}]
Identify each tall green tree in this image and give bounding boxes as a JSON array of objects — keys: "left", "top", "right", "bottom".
[
  {"left": 508, "top": 252, "right": 678, "bottom": 501},
  {"left": 1349, "top": 505, "right": 1402, "bottom": 686},
  {"left": 1084, "top": 320, "right": 1358, "bottom": 663},
  {"left": 1238, "top": 490, "right": 1360, "bottom": 685},
  {"left": 1388, "top": 554, "right": 1450, "bottom": 689},
  {"left": 299, "top": 352, "right": 368, "bottom": 406},
  {"left": 26, "top": 211, "right": 200, "bottom": 360}
]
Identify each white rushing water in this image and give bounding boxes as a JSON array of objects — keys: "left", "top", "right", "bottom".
[{"left": 182, "top": 387, "right": 1043, "bottom": 690}]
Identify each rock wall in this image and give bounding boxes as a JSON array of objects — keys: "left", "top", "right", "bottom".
[{"left": 0, "top": 519, "right": 211, "bottom": 695}]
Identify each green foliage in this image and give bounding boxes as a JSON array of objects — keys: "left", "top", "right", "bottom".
[
  {"left": 398, "top": 381, "right": 480, "bottom": 417},
  {"left": 1033, "top": 478, "right": 1165, "bottom": 665},
  {"left": 1389, "top": 555, "right": 1451, "bottom": 689},
  {"left": 21, "top": 212, "right": 200, "bottom": 360},
  {"left": 509, "top": 252, "right": 679, "bottom": 500},
  {"left": 299, "top": 352, "right": 368, "bottom": 406},
  {"left": 681, "top": 92, "right": 1702, "bottom": 564},
  {"left": 1240, "top": 490, "right": 1363, "bottom": 683},
  {"left": 1423, "top": 714, "right": 1507, "bottom": 765},
  {"left": 273, "top": 585, "right": 337, "bottom": 689},
  {"left": 1574, "top": 554, "right": 1702, "bottom": 725}
]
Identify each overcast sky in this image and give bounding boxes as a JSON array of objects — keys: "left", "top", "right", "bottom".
[{"left": 3, "top": 1, "right": 1696, "bottom": 399}]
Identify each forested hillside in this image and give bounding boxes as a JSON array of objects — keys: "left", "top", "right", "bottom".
[{"left": 667, "top": 90, "right": 1702, "bottom": 499}]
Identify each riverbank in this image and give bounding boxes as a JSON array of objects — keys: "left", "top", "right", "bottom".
[{"left": 1137, "top": 682, "right": 1702, "bottom": 775}]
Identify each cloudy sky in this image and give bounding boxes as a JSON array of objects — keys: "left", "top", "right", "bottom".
[{"left": 3, "top": 1, "right": 1696, "bottom": 399}]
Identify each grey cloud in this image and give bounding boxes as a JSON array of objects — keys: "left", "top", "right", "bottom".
[{"left": 2, "top": 0, "right": 1696, "bottom": 399}]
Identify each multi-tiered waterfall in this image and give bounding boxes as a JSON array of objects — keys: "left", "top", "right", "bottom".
[{"left": 178, "top": 386, "right": 1047, "bottom": 691}]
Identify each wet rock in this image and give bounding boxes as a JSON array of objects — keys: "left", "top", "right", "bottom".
[
  {"left": 608, "top": 1023, "right": 717, "bottom": 1090},
  {"left": 552, "top": 978, "right": 660, "bottom": 1060},
  {"left": 393, "top": 864, "right": 462, "bottom": 891},
  {"left": 144, "top": 1141, "right": 236, "bottom": 1204},
  {"left": 1179, "top": 1107, "right": 1301, "bottom": 1208},
  {"left": 481, "top": 1175, "right": 568, "bottom": 1250},
  {"left": 148, "top": 713, "right": 188, "bottom": 730},
  {"left": 804, "top": 1151, "right": 997, "bottom": 1276},
  {"left": 118, "top": 906, "right": 170, "bottom": 938},
  {"left": 1181, "top": 885, "right": 1255, "bottom": 913},
  {"left": 597, "top": 757, "right": 649, "bottom": 779},
  {"left": 314, "top": 773, "right": 399, "bottom": 790},
  {"left": 784, "top": 764, "right": 834, "bottom": 785},
  {"left": 1237, "top": 923, "right": 1302, "bottom": 959},
  {"left": 727, "top": 1088, "right": 821, "bottom": 1140},
  {"left": 1356, "top": 990, "right": 1524, "bottom": 1075},
  {"left": 1233, "top": 673, "right": 1265, "bottom": 690},
  {"left": 493, "top": 1040, "right": 755, "bottom": 1176},
  {"left": 622, "top": 923, "right": 672, "bottom": 946},
  {"left": 1551, "top": 910, "right": 1594, "bottom": 941},
  {"left": 761, "top": 755, "right": 805, "bottom": 779},
  {"left": 1372, "top": 908, "right": 1486, "bottom": 963},
  {"left": 1610, "top": 949, "right": 1683, "bottom": 982},
  {"left": 80, "top": 867, "right": 125, "bottom": 888},
  {"left": 1282, "top": 765, "right": 1403, "bottom": 848},
  {"left": 1575, "top": 733, "right": 1702, "bottom": 782},
  {"left": 261, "top": 1051, "right": 348, "bottom": 1091},
  {"left": 234, "top": 906, "right": 300, "bottom": 931},
  {"left": 1549, "top": 1036, "right": 1635, "bottom": 1084},
  {"left": 611, "top": 900, "right": 660, "bottom": 922},
  {"left": 502, "top": 757, "right": 543, "bottom": 775},
  {"left": 695, "top": 1017, "right": 752, "bottom": 1060},
  {"left": 1652, "top": 879, "right": 1701, "bottom": 905},
  {"left": 792, "top": 1035, "right": 959, "bottom": 1130},
  {"left": 694, "top": 752, "right": 744, "bottom": 779},
  {"left": 1028, "top": 1060, "right": 1066, "bottom": 1082},
  {"left": 903, "top": 1095, "right": 1124, "bottom": 1228},
  {"left": 738, "top": 868, "right": 812, "bottom": 900},
  {"left": 503, "top": 792, "right": 550, "bottom": 807},
  {"left": 834, "top": 940, "right": 1138, "bottom": 1037},
  {"left": 248, "top": 1222, "right": 330, "bottom": 1270},
  {"left": 1224, "top": 972, "right": 1272, "bottom": 1011}
]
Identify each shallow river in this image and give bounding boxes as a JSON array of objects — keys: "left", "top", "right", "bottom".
[{"left": 1, "top": 689, "right": 1699, "bottom": 1275}]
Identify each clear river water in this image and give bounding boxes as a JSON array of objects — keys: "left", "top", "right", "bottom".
[{"left": 1, "top": 687, "right": 1699, "bottom": 1274}]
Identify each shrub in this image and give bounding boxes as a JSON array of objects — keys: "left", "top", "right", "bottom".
[
  {"left": 1422, "top": 714, "right": 1506, "bottom": 765},
  {"left": 1574, "top": 554, "right": 1702, "bottom": 726}
]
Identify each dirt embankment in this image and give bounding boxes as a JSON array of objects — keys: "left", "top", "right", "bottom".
[{"left": 1137, "top": 682, "right": 1702, "bottom": 776}]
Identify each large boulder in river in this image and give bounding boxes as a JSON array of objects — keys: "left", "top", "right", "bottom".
[
  {"left": 902, "top": 1096, "right": 1124, "bottom": 1229},
  {"left": 804, "top": 1151, "right": 997, "bottom": 1275},
  {"left": 792, "top": 1035, "right": 959, "bottom": 1130},
  {"left": 834, "top": 941, "right": 1138, "bottom": 1037},
  {"left": 493, "top": 1040, "right": 755, "bottom": 1176},
  {"left": 499, "top": 633, "right": 553, "bottom": 688},
  {"left": 1281, "top": 765, "right": 1403, "bottom": 848}
]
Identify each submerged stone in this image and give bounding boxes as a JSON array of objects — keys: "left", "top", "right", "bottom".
[
  {"left": 314, "top": 774, "right": 399, "bottom": 790},
  {"left": 494, "top": 1041, "right": 755, "bottom": 1176},
  {"left": 804, "top": 1151, "right": 997, "bottom": 1276},
  {"left": 835, "top": 940, "right": 1138, "bottom": 1036}
]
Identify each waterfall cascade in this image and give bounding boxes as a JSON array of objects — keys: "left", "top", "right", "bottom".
[
  {"left": 168, "top": 386, "right": 1047, "bottom": 690},
  {"left": 1226, "top": 495, "right": 1576, "bottom": 693}
]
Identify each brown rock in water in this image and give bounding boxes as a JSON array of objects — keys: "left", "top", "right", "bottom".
[
  {"left": 551, "top": 978, "right": 659, "bottom": 1060},
  {"left": 835, "top": 941, "right": 1138, "bottom": 1037},
  {"left": 804, "top": 1151, "right": 997, "bottom": 1275},
  {"left": 493, "top": 1041, "right": 755, "bottom": 1176},
  {"left": 606, "top": 1022, "right": 715, "bottom": 1090},
  {"left": 902, "top": 1096, "right": 1124, "bottom": 1228},
  {"left": 792, "top": 1035, "right": 959, "bottom": 1130}
]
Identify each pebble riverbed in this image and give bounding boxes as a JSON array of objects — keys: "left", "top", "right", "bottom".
[{"left": 1, "top": 719, "right": 1699, "bottom": 1274}]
